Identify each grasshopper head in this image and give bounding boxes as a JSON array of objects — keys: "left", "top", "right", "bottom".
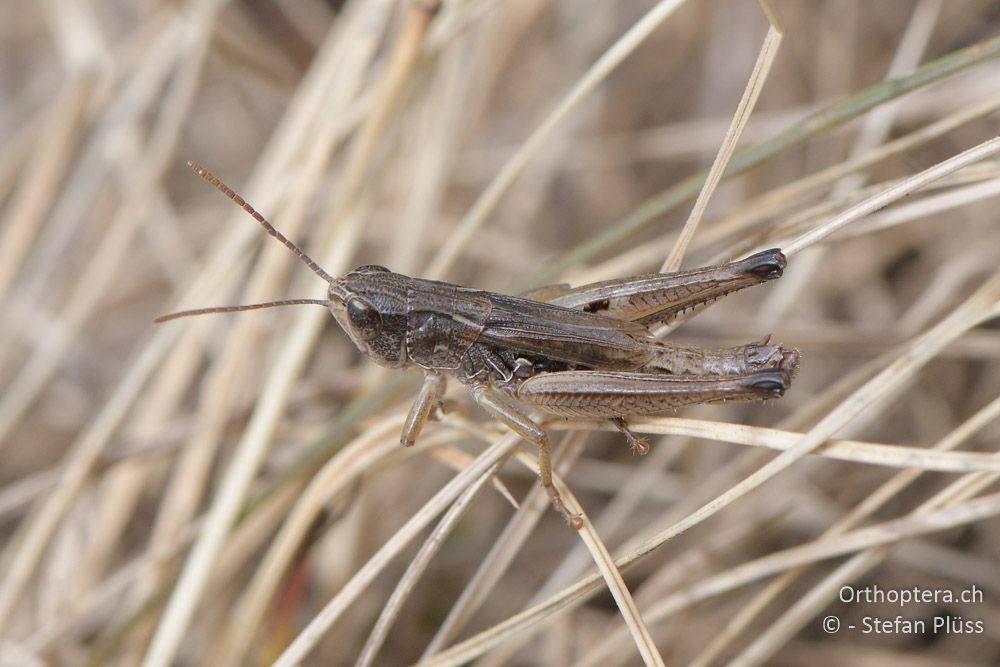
[
  {"left": 328, "top": 265, "right": 409, "bottom": 369},
  {"left": 154, "top": 166, "right": 416, "bottom": 360}
]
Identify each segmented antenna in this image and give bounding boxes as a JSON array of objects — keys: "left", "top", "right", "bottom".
[
  {"left": 188, "top": 161, "right": 334, "bottom": 283},
  {"left": 153, "top": 299, "right": 331, "bottom": 323},
  {"left": 153, "top": 164, "right": 338, "bottom": 324}
]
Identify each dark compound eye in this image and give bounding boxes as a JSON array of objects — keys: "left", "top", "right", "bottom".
[{"left": 347, "top": 299, "right": 382, "bottom": 341}]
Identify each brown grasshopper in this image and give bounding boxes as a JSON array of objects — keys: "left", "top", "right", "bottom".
[{"left": 158, "top": 163, "right": 800, "bottom": 526}]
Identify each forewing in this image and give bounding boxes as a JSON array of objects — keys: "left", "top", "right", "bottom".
[
  {"left": 480, "top": 293, "right": 651, "bottom": 369},
  {"left": 546, "top": 249, "right": 786, "bottom": 326}
]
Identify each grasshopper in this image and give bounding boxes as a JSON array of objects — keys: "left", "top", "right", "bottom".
[{"left": 158, "top": 163, "right": 800, "bottom": 526}]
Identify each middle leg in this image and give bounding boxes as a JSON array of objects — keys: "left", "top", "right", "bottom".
[
  {"left": 401, "top": 372, "right": 446, "bottom": 447},
  {"left": 468, "top": 382, "right": 581, "bottom": 527}
]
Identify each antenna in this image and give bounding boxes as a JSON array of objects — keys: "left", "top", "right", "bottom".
[
  {"left": 188, "top": 161, "right": 334, "bottom": 283},
  {"left": 153, "top": 299, "right": 331, "bottom": 323},
  {"left": 153, "top": 164, "right": 337, "bottom": 324}
]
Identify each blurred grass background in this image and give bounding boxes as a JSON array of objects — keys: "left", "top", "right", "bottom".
[{"left": 2, "top": 0, "right": 1000, "bottom": 665}]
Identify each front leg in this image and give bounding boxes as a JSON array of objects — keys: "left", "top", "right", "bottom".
[
  {"left": 468, "top": 382, "right": 582, "bottom": 528},
  {"left": 401, "top": 372, "right": 445, "bottom": 447}
]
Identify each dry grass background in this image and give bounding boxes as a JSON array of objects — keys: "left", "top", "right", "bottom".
[{"left": 2, "top": 0, "right": 1000, "bottom": 665}]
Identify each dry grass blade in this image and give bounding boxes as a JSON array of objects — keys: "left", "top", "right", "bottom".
[
  {"left": 690, "top": 392, "right": 1000, "bottom": 667},
  {"left": 783, "top": 136, "right": 1000, "bottom": 254},
  {"left": 574, "top": 491, "right": 1000, "bottom": 667},
  {"left": 354, "top": 451, "right": 504, "bottom": 667},
  {"left": 423, "top": 490, "right": 1000, "bottom": 667},
  {"left": 534, "top": 32, "right": 1000, "bottom": 282},
  {"left": 647, "top": 274, "right": 997, "bottom": 548},
  {"left": 0, "top": 73, "right": 95, "bottom": 303},
  {"left": 728, "top": 400, "right": 1000, "bottom": 665},
  {"left": 141, "top": 4, "right": 430, "bottom": 666},
  {"left": 555, "top": 417, "right": 1000, "bottom": 473},
  {"left": 272, "top": 435, "right": 520, "bottom": 667},
  {"left": 4, "top": 4, "right": 1000, "bottom": 666},
  {"left": 0, "top": 0, "right": 218, "bottom": 629},
  {"left": 0, "top": 329, "right": 181, "bottom": 635},
  {"left": 661, "top": 10, "right": 782, "bottom": 271},
  {"left": 843, "top": 174, "right": 1000, "bottom": 238},
  {"left": 692, "top": 92, "right": 1000, "bottom": 261},
  {"left": 426, "top": 0, "right": 689, "bottom": 280},
  {"left": 217, "top": 415, "right": 407, "bottom": 665},
  {"left": 419, "top": 433, "right": 587, "bottom": 659},
  {"left": 563, "top": 486, "right": 666, "bottom": 667}
]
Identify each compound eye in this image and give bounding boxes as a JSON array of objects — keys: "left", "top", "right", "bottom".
[{"left": 347, "top": 299, "right": 382, "bottom": 341}]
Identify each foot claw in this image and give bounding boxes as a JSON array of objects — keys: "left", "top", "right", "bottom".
[
  {"left": 545, "top": 486, "right": 583, "bottom": 529},
  {"left": 613, "top": 417, "right": 650, "bottom": 455}
]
